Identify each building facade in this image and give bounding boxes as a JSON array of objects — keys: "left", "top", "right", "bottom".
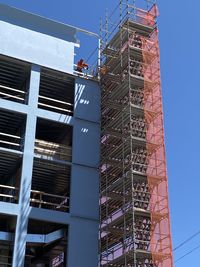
[{"left": 0, "top": 4, "right": 100, "bottom": 267}]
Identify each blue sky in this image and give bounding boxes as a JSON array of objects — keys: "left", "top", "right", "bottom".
[{"left": 1, "top": 0, "right": 199, "bottom": 266}]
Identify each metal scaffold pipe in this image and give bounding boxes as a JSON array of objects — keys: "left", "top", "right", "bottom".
[{"left": 99, "top": 1, "right": 174, "bottom": 266}]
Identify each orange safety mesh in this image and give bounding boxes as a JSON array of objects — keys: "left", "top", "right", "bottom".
[
  {"left": 136, "top": 4, "right": 159, "bottom": 27},
  {"left": 99, "top": 4, "right": 174, "bottom": 266},
  {"left": 141, "top": 19, "right": 174, "bottom": 267}
]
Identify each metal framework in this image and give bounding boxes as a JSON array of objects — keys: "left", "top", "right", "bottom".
[
  {"left": 0, "top": 5, "right": 102, "bottom": 266},
  {"left": 0, "top": 56, "right": 73, "bottom": 265},
  {"left": 100, "top": 1, "right": 173, "bottom": 266}
]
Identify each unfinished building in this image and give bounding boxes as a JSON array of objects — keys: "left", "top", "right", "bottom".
[
  {"left": 0, "top": 4, "right": 100, "bottom": 267},
  {"left": 0, "top": 1, "right": 174, "bottom": 267},
  {"left": 99, "top": 1, "right": 174, "bottom": 267}
]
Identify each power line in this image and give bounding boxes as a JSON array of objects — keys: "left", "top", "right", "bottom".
[
  {"left": 173, "top": 229, "right": 200, "bottom": 252},
  {"left": 175, "top": 243, "right": 200, "bottom": 263}
]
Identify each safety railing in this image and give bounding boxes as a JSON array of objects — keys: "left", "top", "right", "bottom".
[
  {"left": 0, "top": 132, "right": 22, "bottom": 151},
  {"left": 101, "top": 2, "right": 157, "bottom": 54},
  {"left": 0, "top": 184, "right": 69, "bottom": 212},
  {"left": 0, "top": 184, "right": 18, "bottom": 203},
  {"left": 101, "top": 193, "right": 168, "bottom": 223},
  {"left": 34, "top": 139, "right": 72, "bottom": 162},
  {"left": 0, "top": 84, "right": 26, "bottom": 103},
  {"left": 100, "top": 236, "right": 171, "bottom": 266},
  {"left": 73, "top": 63, "right": 99, "bottom": 80},
  {"left": 30, "top": 190, "right": 69, "bottom": 212},
  {"left": 38, "top": 95, "right": 74, "bottom": 115}
]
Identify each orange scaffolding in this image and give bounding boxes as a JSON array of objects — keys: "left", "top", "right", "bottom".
[{"left": 100, "top": 1, "right": 173, "bottom": 266}]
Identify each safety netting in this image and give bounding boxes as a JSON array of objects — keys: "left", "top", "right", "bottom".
[{"left": 141, "top": 11, "right": 174, "bottom": 267}]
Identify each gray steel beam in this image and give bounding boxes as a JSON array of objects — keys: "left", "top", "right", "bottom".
[
  {"left": 29, "top": 207, "right": 71, "bottom": 225},
  {"left": 36, "top": 108, "right": 74, "bottom": 126},
  {"left": 0, "top": 229, "right": 65, "bottom": 244},
  {"left": 12, "top": 64, "right": 41, "bottom": 267},
  {"left": 0, "top": 98, "right": 29, "bottom": 115},
  {"left": 0, "top": 202, "right": 19, "bottom": 216}
]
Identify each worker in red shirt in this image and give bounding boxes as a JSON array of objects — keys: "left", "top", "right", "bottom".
[{"left": 76, "top": 59, "right": 89, "bottom": 72}]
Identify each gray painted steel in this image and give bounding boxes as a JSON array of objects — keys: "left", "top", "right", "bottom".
[{"left": 0, "top": 5, "right": 100, "bottom": 267}]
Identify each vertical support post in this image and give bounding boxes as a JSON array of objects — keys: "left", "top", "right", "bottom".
[
  {"left": 126, "top": 0, "right": 129, "bottom": 17},
  {"left": 67, "top": 218, "right": 99, "bottom": 267},
  {"left": 28, "top": 65, "right": 41, "bottom": 108},
  {"left": 98, "top": 38, "right": 101, "bottom": 81},
  {"left": 120, "top": 0, "right": 122, "bottom": 24},
  {"left": 105, "top": 9, "right": 109, "bottom": 46},
  {"left": 12, "top": 65, "right": 41, "bottom": 267},
  {"left": 132, "top": 0, "right": 136, "bottom": 20},
  {"left": 98, "top": 17, "right": 103, "bottom": 82},
  {"left": 147, "top": 0, "right": 149, "bottom": 10}
]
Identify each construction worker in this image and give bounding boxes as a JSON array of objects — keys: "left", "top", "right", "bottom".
[
  {"left": 76, "top": 59, "right": 89, "bottom": 72},
  {"left": 100, "top": 65, "right": 108, "bottom": 75}
]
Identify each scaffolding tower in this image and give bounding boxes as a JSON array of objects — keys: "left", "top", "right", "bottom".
[{"left": 100, "top": 1, "right": 174, "bottom": 266}]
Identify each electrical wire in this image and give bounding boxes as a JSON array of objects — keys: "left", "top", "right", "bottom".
[
  {"left": 86, "top": 46, "right": 98, "bottom": 62},
  {"left": 175, "top": 243, "right": 200, "bottom": 263},
  {"left": 173, "top": 230, "right": 200, "bottom": 252}
]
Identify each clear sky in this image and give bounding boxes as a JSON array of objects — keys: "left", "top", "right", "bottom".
[{"left": 1, "top": 0, "right": 199, "bottom": 266}]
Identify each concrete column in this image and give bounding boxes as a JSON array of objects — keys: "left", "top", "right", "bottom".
[{"left": 12, "top": 65, "right": 41, "bottom": 267}]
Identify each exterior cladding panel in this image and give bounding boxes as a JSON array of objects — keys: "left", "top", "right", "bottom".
[
  {"left": 74, "top": 77, "right": 101, "bottom": 123},
  {"left": 69, "top": 77, "right": 101, "bottom": 267},
  {"left": 0, "top": 4, "right": 77, "bottom": 73}
]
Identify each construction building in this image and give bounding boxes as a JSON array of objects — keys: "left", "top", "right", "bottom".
[
  {"left": 0, "top": 4, "right": 100, "bottom": 267},
  {"left": 0, "top": 1, "right": 174, "bottom": 267}
]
